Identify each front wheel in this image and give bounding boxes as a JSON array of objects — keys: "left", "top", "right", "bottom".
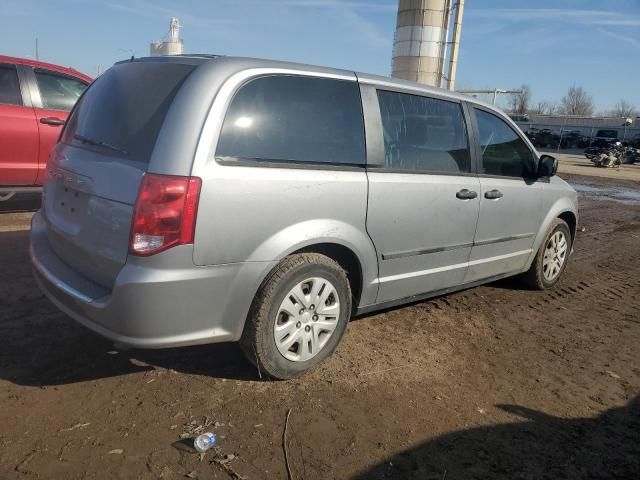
[
  {"left": 240, "top": 253, "right": 352, "bottom": 379},
  {"left": 521, "top": 219, "right": 572, "bottom": 290}
]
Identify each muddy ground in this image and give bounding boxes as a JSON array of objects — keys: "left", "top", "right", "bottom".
[{"left": 1, "top": 173, "right": 639, "bottom": 480}]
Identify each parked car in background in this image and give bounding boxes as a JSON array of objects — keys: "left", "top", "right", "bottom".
[
  {"left": 527, "top": 128, "right": 561, "bottom": 149},
  {"left": 524, "top": 127, "right": 540, "bottom": 143},
  {"left": 0, "top": 55, "right": 91, "bottom": 200},
  {"left": 559, "top": 130, "right": 588, "bottom": 149},
  {"left": 31, "top": 55, "right": 578, "bottom": 379},
  {"left": 629, "top": 134, "right": 640, "bottom": 149},
  {"left": 589, "top": 129, "right": 620, "bottom": 149}
]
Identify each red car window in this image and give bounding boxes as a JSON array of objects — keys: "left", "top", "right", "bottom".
[
  {"left": 0, "top": 65, "right": 22, "bottom": 106},
  {"left": 35, "top": 69, "right": 87, "bottom": 111}
]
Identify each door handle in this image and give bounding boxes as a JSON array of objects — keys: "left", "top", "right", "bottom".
[
  {"left": 40, "top": 117, "right": 65, "bottom": 126},
  {"left": 456, "top": 189, "right": 478, "bottom": 200},
  {"left": 484, "top": 189, "right": 504, "bottom": 199}
]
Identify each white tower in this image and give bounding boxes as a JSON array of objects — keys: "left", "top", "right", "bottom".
[{"left": 150, "top": 17, "right": 184, "bottom": 56}]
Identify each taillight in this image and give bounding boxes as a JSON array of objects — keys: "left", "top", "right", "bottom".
[{"left": 129, "top": 173, "right": 202, "bottom": 256}]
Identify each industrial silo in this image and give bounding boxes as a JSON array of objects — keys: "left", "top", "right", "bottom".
[
  {"left": 391, "top": 0, "right": 464, "bottom": 90},
  {"left": 150, "top": 17, "right": 184, "bottom": 56}
]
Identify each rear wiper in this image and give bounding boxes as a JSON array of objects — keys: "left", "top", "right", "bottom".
[{"left": 74, "top": 134, "right": 128, "bottom": 156}]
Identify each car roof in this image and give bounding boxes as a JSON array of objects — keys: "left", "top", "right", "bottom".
[
  {"left": 0, "top": 55, "right": 92, "bottom": 83},
  {"left": 119, "top": 54, "right": 499, "bottom": 112}
]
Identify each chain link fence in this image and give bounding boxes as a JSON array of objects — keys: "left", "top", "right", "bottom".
[{"left": 511, "top": 114, "right": 640, "bottom": 151}]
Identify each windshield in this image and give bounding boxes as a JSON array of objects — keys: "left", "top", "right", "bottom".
[
  {"left": 61, "top": 62, "right": 195, "bottom": 163},
  {"left": 596, "top": 130, "right": 618, "bottom": 138}
]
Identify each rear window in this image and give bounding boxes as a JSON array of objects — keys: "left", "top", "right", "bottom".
[
  {"left": 596, "top": 130, "right": 618, "bottom": 138},
  {"left": 62, "top": 62, "right": 195, "bottom": 163},
  {"left": 216, "top": 75, "right": 365, "bottom": 166}
]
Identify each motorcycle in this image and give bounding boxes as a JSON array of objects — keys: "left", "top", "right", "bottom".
[
  {"left": 584, "top": 140, "right": 620, "bottom": 160},
  {"left": 592, "top": 151, "right": 622, "bottom": 168},
  {"left": 589, "top": 142, "right": 640, "bottom": 168}
]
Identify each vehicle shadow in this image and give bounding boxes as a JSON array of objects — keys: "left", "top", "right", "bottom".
[
  {"left": 352, "top": 397, "right": 640, "bottom": 480},
  {"left": 0, "top": 224, "right": 263, "bottom": 386},
  {"left": 0, "top": 193, "right": 41, "bottom": 213},
  {"left": 487, "top": 276, "right": 531, "bottom": 291},
  {"left": 0, "top": 323, "right": 261, "bottom": 387}
]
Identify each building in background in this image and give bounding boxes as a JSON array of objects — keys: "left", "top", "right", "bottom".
[
  {"left": 512, "top": 114, "right": 639, "bottom": 149},
  {"left": 150, "top": 17, "right": 184, "bottom": 56},
  {"left": 391, "top": 0, "right": 464, "bottom": 90}
]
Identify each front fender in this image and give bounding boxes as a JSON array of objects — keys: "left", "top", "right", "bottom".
[
  {"left": 248, "top": 218, "right": 379, "bottom": 306},
  {"left": 526, "top": 196, "right": 578, "bottom": 268}
]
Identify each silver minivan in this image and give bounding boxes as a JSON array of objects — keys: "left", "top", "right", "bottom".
[{"left": 31, "top": 55, "right": 578, "bottom": 379}]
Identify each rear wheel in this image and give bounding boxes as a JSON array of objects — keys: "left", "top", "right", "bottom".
[
  {"left": 240, "top": 253, "right": 352, "bottom": 379},
  {"left": 521, "top": 219, "right": 572, "bottom": 290}
]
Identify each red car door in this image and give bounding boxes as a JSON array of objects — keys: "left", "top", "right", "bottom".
[
  {"left": 31, "top": 68, "right": 88, "bottom": 185},
  {"left": 0, "top": 64, "right": 39, "bottom": 186}
]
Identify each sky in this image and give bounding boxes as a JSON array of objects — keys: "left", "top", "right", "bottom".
[{"left": 2, "top": 0, "right": 639, "bottom": 112}]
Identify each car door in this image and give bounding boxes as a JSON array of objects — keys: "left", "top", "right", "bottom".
[
  {"left": 465, "top": 106, "right": 544, "bottom": 283},
  {"left": 364, "top": 86, "right": 480, "bottom": 304},
  {"left": 0, "top": 63, "right": 39, "bottom": 186},
  {"left": 28, "top": 68, "right": 88, "bottom": 185}
]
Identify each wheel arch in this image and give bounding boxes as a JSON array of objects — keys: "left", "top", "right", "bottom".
[
  {"left": 558, "top": 210, "right": 577, "bottom": 244},
  {"left": 246, "top": 219, "right": 379, "bottom": 308},
  {"left": 292, "top": 242, "right": 365, "bottom": 309},
  {"left": 526, "top": 198, "right": 578, "bottom": 269}
]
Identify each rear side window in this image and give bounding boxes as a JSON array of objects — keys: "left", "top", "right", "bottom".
[
  {"left": 216, "top": 75, "right": 365, "bottom": 165},
  {"left": 474, "top": 108, "right": 535, "bottom": 178},
  {"left": 377, "top": 90, "right": 470, "bottom": 173},
  {"left": 62, "top": 62, "right": 195, "bottom": 163},
  {"left": 0, "top": 65, "right": 22, "bottom": 106},
  {"left": 34, "top": 70, "right": 87, "bottom": 111}
]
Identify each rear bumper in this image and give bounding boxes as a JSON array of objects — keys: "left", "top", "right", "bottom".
[{"left": 31, "top": 211, "right": 275, "bottom": 348}]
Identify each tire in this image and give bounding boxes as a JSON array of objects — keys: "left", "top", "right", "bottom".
[
  {"left": 240, "top": 253, "right": 352, "bottom": 379},
  {"left": 521, "top": 219, "right": 572, "bottom": 290}
]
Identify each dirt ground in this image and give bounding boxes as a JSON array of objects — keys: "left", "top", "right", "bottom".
[{"left": 1, "top": 171, "right": 639, "bottom": 480}]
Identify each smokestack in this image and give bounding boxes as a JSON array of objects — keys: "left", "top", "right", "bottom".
[{"left": 391, "top": 0, "right": 450, "bottom": 87}]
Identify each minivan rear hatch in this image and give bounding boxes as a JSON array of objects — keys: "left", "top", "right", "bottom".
[{"left": 42, "top": 61, "right": 195, "bottom": 290}]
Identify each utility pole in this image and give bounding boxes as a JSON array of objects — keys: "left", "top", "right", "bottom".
[{"left": 35, "top": 37, "right": 39, "bottom": 61}]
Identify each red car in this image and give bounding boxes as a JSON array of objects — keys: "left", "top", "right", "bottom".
[{"left": 0, "top": 55, "right": 91, "bottom": 201}]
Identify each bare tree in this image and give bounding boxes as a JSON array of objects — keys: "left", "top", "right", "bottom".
[
  {"left": 560, "top": 85, "right": 594, "bottom": 116},
  {"left": 611, "top": 99, "right": 636, "bottom": 118},
  {"left": 508, "top": 84, "right": 530, "bottom": 115},
  {"left": 529, "top": 100, "right": 557, "bottom": 115}
]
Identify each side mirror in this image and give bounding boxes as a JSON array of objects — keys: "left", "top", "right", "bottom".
[{"left": 538, "top": 154, "right": 558, "bottom": 177}]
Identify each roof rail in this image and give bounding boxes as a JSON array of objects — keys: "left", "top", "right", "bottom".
[{"left": 169, "top": 53, "right": 224, "bottom": 59}]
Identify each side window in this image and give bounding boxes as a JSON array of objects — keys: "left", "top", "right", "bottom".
[
  {"left": 377, "top": 90, "right": 470, "bottom": 173},
  {"left": 216, "top": 75, "right": 365, "bottom": 165},
  {"left": 0, "top": 65, "right": 23, "bottom": 106},
  {"left": 474, "top": 108, "right": 535, "bottom": 178},
  {"left": 34, "top": 70, "right": 87, "bottom": 111}
]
